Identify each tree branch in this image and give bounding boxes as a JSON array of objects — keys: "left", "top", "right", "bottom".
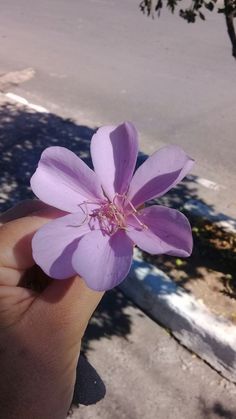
[{"left": 223, "top": 0, "right": 236, "bottom": 57}]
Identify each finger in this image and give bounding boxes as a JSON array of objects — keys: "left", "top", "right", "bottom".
[
  {"left": 0, "top": 200, "right": 48, "bottom": 225},
  {"left": 0, "top": 206, "right": 66, "bottom": 271},
  {"left": 0, "top": 203, "right": 104, "bottom": 333}
]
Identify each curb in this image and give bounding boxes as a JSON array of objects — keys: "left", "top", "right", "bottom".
[{"left": 120, "top": 249, "right": 236, "bottom": 384}]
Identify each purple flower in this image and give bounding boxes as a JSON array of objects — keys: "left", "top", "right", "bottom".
[{"left": 31, "top": 122, "right": 194, "bottom": 291}]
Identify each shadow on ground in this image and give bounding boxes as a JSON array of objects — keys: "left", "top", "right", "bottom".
[
  {"left": 0, "top": 100, "right": 235, "bottom": 411},
  {"left": 0, "top": 102, "right": 94, "bottom": 210},
  {"left": 199, "top": 398, "right": 236, "bottom": 419},
  {"left": 73, "top": 289, "right": 134, "bottom": 405}
]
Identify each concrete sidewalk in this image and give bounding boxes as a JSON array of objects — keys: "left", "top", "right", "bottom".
[{"left": 71, "top": 290, "right": 236, "bottom": 419}]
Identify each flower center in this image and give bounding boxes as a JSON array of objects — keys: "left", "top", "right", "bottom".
[
  {"left": 78, "top": 194, "right": 147, "bottom": 236},
  {"left": 90, "top": 200, "right": 126, "bottom": 235}
]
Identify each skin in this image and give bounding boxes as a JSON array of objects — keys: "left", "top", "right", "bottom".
[{"left": 0, "top": 200, "right": 104, "bottom": 419}]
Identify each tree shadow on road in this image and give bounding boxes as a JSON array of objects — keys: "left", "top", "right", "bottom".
[
  {"left": 73, "top": 289, "right": 134, "bottom": 406},
  {"left": 0, "top": 99, "right": 235, "bottom": 318},
  {"left": 0, "top": 100, "right": 235, "bottom": 410},
  {"left": 199, "top": 398, "right": 236, "bottom": 419},
  {"left": 0, "top": 102, "right": 94, "bottom": 211}
]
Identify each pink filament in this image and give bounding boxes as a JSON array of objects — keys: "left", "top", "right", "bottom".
[{"left": 77, "top": 194, "right": 147, "bottom": 235}]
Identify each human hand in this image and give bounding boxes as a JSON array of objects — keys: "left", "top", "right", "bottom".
[{"left": 0, "top": 200, "right": 103, "bottom": 419}]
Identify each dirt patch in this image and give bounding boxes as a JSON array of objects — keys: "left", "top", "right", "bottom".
[
  {"left": 0, "top": 68, "right": 35, "bottom": 92},
  {"left": 141, "top": 215, "right": 236, "bottom": 323}
]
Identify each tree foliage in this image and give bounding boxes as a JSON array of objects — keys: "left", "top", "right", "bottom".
[{"left": 139, "top": 0, "right": 236, "bottom": 57}]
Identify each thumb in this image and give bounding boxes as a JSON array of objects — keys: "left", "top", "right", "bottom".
[
  {"left": 0, "top": 200, "right": 104, "bottom": 338},
  {"left": 24, "top": 276, "right": 103, "bottom": 369},
  {"left": 34, "top": 275, "right": 103, "bottom": 339}
]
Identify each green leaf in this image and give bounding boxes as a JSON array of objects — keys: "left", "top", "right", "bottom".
[{"left": 176, "top": 258, "right": 184, "bottom": 266}]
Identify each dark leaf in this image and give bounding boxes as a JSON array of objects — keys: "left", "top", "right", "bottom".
[
  {"left": 179, "top": 8, "right": 197, "bottom": 23},
  {"left": 155, "top": 0, "right": 163, "bottom": 12},
  {"left": 199, "top": 11, "right": 206, "bottom": 19},
  {"left": 217, "top": 6, "right": 226, "bottom": 13},
  {"left": 205, "top": 1, "right": 214, "bottom": 11}
]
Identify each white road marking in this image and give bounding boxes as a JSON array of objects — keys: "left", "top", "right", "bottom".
[
  {"left": 195, "top": 177, "right": 223, "bottom": 191},
  {"left": 5, "top": 92, "right": 49, "bottom": 113},
  {"left": 188, "top": 175, "right": 224, "bottom": 191},
  {"left": 27, "top": 103, "right": 49, "bottom": 113},
  {"left": 5, "top": 92, "right": 28, "bottom": 105}
]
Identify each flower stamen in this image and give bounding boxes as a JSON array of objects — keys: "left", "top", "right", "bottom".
[
  {"left": 113, "top": 193, "right": 148, "bottom": 230},
  {"left": 73, "top": 195, "right": 148, "bottom": 234}
]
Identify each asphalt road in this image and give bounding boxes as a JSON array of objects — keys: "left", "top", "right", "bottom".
[{"left": 0, "top": 0, "right": 235, "bottom": 215}]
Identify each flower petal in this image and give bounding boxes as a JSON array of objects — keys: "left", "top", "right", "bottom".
[
  {"left": 91, "top": 122, "right": 138, "bottom": 201},
  {"left": 32, "top": 212, "right": 95, "bottom": 279},
  {"left": 127, "top": 145, "right": 194, "bottom": 208},
  {"left": 31, "top": 146, "right": 105, "bottom": 212},
  {"left": 126, "top": 205, "right": 193, "bottom": 257},
  {"left": 72, "top": 229, "right": 133, "bottom": 291}
]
